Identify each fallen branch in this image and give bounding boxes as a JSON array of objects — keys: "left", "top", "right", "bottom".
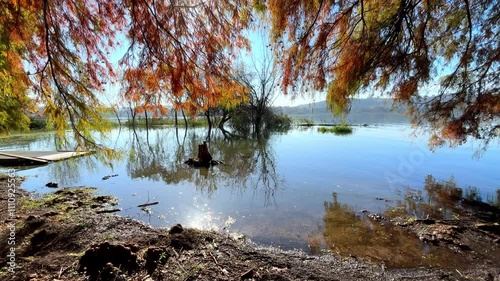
[
  {"left": 96, "top": 208, "right": 121, "bottom": 214},
  {"left": 241, "top": 268, "right": 255, "bottom": 280},
  {"left": 102, "top": 174, "right": 119, "bottom": 180},
  {"left": 137, "top": 202, "right": 159, "bottom": 208},
  {"left": 209, "top": 252, "right": 229, "bottom": 275}
]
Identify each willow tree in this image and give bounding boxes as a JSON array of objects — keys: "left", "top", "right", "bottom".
[
  {"left": 0, "top": 0, "right": 251, "bottom": 151},
  {"left": 0, "top": 0, "right": 127, "bottom": 154},
  {"left": 265, "top": 0, "right": 499, "bottom": 150}
]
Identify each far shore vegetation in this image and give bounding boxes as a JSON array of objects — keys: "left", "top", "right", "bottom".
[
  {"left": 3, "top": 114, "right": 366, "bottom": 138},
  {"left": 123, "top": 117, "right": 209, "bottom": 128},
  {"left": 317, "top": 125, "right": 353, "bottom": 135}
]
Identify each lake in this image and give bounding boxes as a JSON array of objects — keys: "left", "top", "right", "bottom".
[{"left": 1, "top": 125, "right": 499, "bottom": 267}]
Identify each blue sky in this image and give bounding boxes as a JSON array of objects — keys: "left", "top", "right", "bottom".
[
  {"left": 102, "top": 31, "right": 442, "bottom": 109},
  {"left": 242, "top": 28, "right": 319, "bottom": 107},
  {"left": 102, "top": 28, "right": 318, "bottom": 108}
]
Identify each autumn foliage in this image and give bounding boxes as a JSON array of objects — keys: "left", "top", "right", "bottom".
[
  {"left": 0, "top": 0, "right": 498, "bottom": 150},
  {"left": 0, "top": 0, "right": 252, "bottom": 148},
  {"left": 266, "top": 0, "right": 499, "bottom": 149},
  {"left": 1, "top": 0, "right": 126, "bottom": 147},
  {"left": 120, "top": 0, "right": 251, "bottom": 118}
]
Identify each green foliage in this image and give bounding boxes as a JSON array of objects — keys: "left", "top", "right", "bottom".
[
  {"left": 268, "top": 113, "right": 292, "bottom": 132},
  {"left": 252, "top": 0, "right": 267, "bottom": 13},
  {"left": 317, "top": 125, "right": 353, "bottom": 135},
  {"left": 228, "top": 105, "right": 253, "bottom": 135},
  {"left": 295, "top": 118, "right": 315, "bottom": 126},
  {"left": 0, "top": 93, "right": 31, "bottom": 134},
  {"left": 228, "top": 105, "right": 292, "bottom": 136},
  {"left": 29, "top": 117, "right": 47, "bottom": 131}
]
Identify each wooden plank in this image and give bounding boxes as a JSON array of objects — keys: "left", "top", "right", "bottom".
[
  {"left": 36, "top": 151, "right": 89, "bottom": 161},
  {"left": 0, "top": 151, "right": 91, "bottom": 166},
  {"left": 0, "top": 151, "right": 50, "bottom": 164}
]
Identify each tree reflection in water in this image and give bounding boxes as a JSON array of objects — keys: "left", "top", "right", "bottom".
[
  {"left": 392, "top": 175, "right": 500, "bottom": 220},
  {"left": 126, "top": 127, "right": 282, "bottom": 206},
  {"left": 322, "top": 192, "right": 444, "bottom": 268},
  {"left": 47, "top": 157, "right": 95, "bottom": 187},
  {"left": 320, "top": 175, "right": 499, "bottom": 268}
]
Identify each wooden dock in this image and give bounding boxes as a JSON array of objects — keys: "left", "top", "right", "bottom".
[{"left": 0, "top": 151, "right": 90, "bottom": 166}]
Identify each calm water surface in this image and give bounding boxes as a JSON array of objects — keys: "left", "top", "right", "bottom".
[{"left": 1, "top": 125, "right": 499, "bottom": 267}]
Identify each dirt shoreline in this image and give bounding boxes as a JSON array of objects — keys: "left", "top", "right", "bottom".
[{"left": 0, "top": 176, "right": 499, "bottom": 280}]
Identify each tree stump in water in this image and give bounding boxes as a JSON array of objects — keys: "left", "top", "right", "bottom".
[
  {"left": 198, "top": 142, "right": 212, "bottom": 163},
  {"left": 184, "top": 142, "right": 223, "bottom": 167}
]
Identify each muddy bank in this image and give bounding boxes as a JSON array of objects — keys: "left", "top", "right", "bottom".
[{"left": 0, "top": 177, "right": 499, "bottom": 280}]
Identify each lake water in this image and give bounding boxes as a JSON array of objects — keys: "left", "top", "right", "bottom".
[{"left": 1, "top": 125, "right": 499, "bottom": 267}]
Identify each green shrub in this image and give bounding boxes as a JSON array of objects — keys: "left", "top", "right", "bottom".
[
  {"left": 269, "top": 113, "right": 292, "bottom": 132},
  {"left": 317, "top": 124, "right": 353, "bottom": 135},
  {"left": 29, "top": 117, "right": 47, "bottom": 130},
  {"left": 296, "top": 118, "right": 314, "bottom": 126}
]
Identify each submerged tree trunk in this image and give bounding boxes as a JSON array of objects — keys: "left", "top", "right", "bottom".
[
  {"left": 182, "top": 110, "right": 188, "bottom": 130},
  {"left": 129, "top": 102, "right": 137, "bottom": 127},
  {"left": 218, "top": 109, "right": 231, "bottom": 130},
  {"left": 205, "top": 110, "right": 212, "bottom": 141},
  {"left": 111, "top": 106, "right": 121, "bottom": 127},
  {"left": 205, "top": 110, "right": 212, "bottom": 131},
  {"left": 144, "top": 110, "right": 150, "bottom": 145}
]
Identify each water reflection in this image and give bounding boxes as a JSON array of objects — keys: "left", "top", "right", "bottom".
[
  {"left": 392, "top": 175, "right": 500, "bottom": 221},
  {"left": 321, "top": 175, "right": 499, "bottom": 268},
  {"left": 3, "top": 126, "right": 499, "bottom": 269},
  {"left": 126, "top": 128, "right": 282, "bottom": 205},
  {"left": 0, "top": 132, "right": 54, "bottom": 150},
  {"left": 322, "top": 192, "right": 452, "bottom": 268},
  {"left": 48, "top": 158, "right": 89, "bottom": 187}
]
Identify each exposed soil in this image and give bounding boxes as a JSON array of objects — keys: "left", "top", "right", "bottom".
[{"left": 0, "top": 175, "right": 499, "bottom": 281}]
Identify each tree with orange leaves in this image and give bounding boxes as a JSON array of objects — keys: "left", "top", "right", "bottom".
[
  {"left": 119, "top": 0, "right": 251, "bottom": 129},
  {"left": 0, "top": 0, "right": 35, "bottom": 134},
  {"left": 265, "top": 0, "right": 499, "bottom": 151},
  {"left": 3, "top": 0, "right": 496, "bottom": 152},
  {"left": 0, "top": 0, "right": 252, "bottom": 151},
  {"left": 1, "top": 0, "right": 127, "bottom": 153}
]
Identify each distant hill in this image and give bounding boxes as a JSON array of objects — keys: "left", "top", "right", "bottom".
[
  {"left": 275, "top": 98, "right": 410, "bottom": 124},
  {"left": 32, "top": 98, "right": 410, "bottom": 125}
]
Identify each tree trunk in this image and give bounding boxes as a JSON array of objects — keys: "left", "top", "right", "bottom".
[
  {"left": 205, "top": 110, "right": 212, "bottom": 141},
  {"left": 182, "top": 110, "right": 188, "bottom": 130},
  {"left": 144, "top": 110, "right": 150, "bottom": 144},
  {"left": 205, "top": 110, "right": 212, "bottom": 132},
  {"left": 218, "top": 109, "right": 231, "bottom": 130},
  {"left": 129, "top": 103, "right": 137, "bottom": 127}
]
